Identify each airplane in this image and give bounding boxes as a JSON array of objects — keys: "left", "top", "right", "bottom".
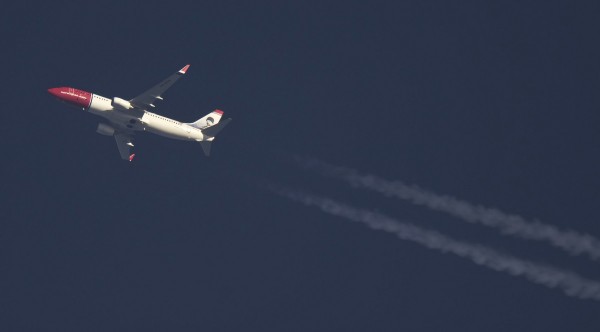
[{"left": 47, "top": 64, "right": 231, "bottom": 161}]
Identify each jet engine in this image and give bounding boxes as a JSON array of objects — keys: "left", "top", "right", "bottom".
[
  {"left": 111, "top": 97, "right": 133, "bottom": 110},
  {"left": 96, "top": 123, "right": 115, "bottom": 136}
]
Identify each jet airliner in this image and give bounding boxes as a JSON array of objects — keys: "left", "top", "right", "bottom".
[{"left": 48, "top": 64, "right": 231, "bottom": 161}]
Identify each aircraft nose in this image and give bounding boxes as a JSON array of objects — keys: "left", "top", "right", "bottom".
[
  {"left": 47, "top": 87, "right": 61, "bottom": 98},
  {"left": 47, "top": 87, "right": 92, "bottom": 109}
]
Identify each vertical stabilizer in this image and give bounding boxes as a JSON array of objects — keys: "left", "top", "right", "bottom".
[{"left": 187, "top": 110, "right": 223, "bottom": 129}]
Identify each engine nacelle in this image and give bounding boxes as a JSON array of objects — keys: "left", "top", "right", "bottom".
[
  {"left": 111, "top": 97, "right": 133, "bottom": 110},
  {"left": 96, "top": 123, "right": 115, "bottom": 136}
]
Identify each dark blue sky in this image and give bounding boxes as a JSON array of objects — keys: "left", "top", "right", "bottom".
[{"left": 3, "top": 1, "right": 600, "bottom": 330}]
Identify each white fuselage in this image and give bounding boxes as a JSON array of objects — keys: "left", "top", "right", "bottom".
[{"left": 87, "top": 93, "right": 205, "bottom": 141}]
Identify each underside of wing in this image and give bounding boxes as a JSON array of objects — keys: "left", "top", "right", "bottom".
[
  {"left": 129, "top": 64, "right": 190, "bottom": 110},
  {"left": 114, "top": 132, "right": 135, "bottom": 161}
]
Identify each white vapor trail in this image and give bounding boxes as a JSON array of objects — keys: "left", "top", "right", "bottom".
[
  {"left": 271, "top": 186, "right": 600, "bottom": 301},
  {"left": 294, "top": 157, "right": 600, "bottom": 261}
]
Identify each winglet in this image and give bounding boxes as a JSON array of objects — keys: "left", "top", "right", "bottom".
[
  {"left": 213, "top": 109, "right": 224, "bottom": 115},
  {"left": 178, "top": 64, "right": 190, "bottom": 75},
  {"left": 129, "top": 153, "right": 135, "bottom": 162}
]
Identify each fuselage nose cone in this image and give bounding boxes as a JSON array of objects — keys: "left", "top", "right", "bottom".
[
  {"left": 47, "top": 87, "right": 92, "bottom": 109},
  {"left": 48, "top": 87, "right": 61, "bottom": 97}
]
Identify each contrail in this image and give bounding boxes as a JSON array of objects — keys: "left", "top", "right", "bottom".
[
  {"left": 270, "top": 185, "right": 600, "bottom": 301},
  {"left": 294, "top": 156, "right": 600, "bottom": 261}
]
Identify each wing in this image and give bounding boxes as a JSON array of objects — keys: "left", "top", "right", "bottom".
[
  {"left": 114, "top": 132, "right": 135, "bottom": 161},
  {"left": 129, "top": 64, "right": 190, "bottom": 110}
]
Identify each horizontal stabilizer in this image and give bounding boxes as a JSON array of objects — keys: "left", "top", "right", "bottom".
[
  {"left": 199, "top": 141, "right": 212, "bottom": 156},
  {"left": 202, "top": 118, "right": 232, "bottom": 137}
]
